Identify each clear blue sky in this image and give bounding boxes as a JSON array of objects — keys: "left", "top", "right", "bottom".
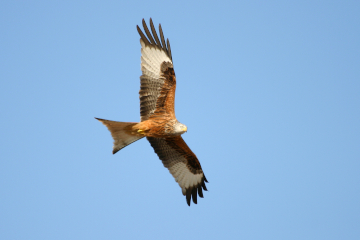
[{"left": 1, "top": 1, "right": 359, "bottom": 239}]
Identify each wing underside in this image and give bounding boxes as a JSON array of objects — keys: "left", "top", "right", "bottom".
[
  {"left": 147, "top": 136, "right": 208, "bottom": 206},
  {"left": 137, "top": 18, "right": 174, "bottom": 121}
]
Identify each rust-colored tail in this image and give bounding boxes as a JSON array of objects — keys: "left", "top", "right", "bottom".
[{"left": 95, "top": 118, "right": 144, "bottom": 154}]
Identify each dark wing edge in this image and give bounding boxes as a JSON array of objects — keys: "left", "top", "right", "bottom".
[
  {"left": 137, "top": 18, "right": 173, "bottom": 61},
  {"left": 147, "top": 136, "right": 208, "bottom": 206}
]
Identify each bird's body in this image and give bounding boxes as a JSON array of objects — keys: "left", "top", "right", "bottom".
[
  {"left": 96, "top": 18, "right": 208, "bottom": 206},
  {"left": 133, "top": 119, "right": 187, "bottom": 138}
]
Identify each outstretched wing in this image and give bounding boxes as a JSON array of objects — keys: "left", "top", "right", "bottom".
[
  {"left": 147, "top": 136, "right": 208, "bottom": 206},
  {"left": 137, "top": 18, "right": 176, "bottom": 121}
]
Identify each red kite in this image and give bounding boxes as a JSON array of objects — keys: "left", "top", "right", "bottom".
[{"left": 96, "top": 18, "right": 208, "bottom": 206}]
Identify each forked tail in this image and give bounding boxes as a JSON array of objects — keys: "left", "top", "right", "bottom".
[{"left": 95, "top": 118, "right": 144, "bottom": 154}]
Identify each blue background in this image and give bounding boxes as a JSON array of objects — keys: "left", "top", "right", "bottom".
[{"left": 1, "top": 1, "right": 359, "bottom": 239}]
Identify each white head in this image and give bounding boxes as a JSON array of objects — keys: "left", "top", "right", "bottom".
[{"left": 174, "top": 122, "right": 188, "bottom": 135}]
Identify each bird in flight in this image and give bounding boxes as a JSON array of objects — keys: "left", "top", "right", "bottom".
[{"left": 96, "top": 18, "right": 208, "bottom": 206}]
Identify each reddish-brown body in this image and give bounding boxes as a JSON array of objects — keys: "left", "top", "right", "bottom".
[{"left": 132, "top": 118, "right": 178, "bottom": 138}]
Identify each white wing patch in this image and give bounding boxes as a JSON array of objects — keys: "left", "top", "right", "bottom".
[
  {"left": 167, "top": 161, "right": 203, "bottom": 196},
  {"left": 140, "top": 39, "right": 172, "bottom": 78}
]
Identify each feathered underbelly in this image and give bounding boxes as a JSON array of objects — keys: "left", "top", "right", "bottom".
[{"left": 132, "top": 119, "right": 179, "bottom": 138}]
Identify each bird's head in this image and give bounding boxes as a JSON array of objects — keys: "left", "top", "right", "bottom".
[{"left": 174, "top": 122, "right": 188, "bottom": 134}]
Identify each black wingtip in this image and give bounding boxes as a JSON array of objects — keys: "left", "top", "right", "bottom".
[
  {"left": 198, "top": 185, "right": 204, "bottom": 198},
  {"left": 138, "top": 18, "right": 172, "bottom": 61},
  {"left": 137, "top": 25, "right": 151, "bottom": 46},
  {"left": 166, "top": 38, "right": 172, "bottom": 60},
  {"left": 191, "top": 187, "right": 198, "bottom": 204},
  {"left": 204, "top": 175, "right": 209, "bottom": 183},
  {"left": 186, "top": 188, "right": 191, "bottom": 206},
  {"left": 149, "top": 18, "right": 161, "bottom": 46},
  {"left": 202, "top": 181, "right": 208, "bottom": 191},
  {"left": 142, "top": 18, "right": 156, "bottom": 44},
  {"left": 159, "top": 24, "right": 167, "bottom": 53}
]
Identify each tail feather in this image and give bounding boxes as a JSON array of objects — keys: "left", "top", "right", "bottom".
[{"left": 95, "top": 118, "right": 144, "bottom": 154}]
